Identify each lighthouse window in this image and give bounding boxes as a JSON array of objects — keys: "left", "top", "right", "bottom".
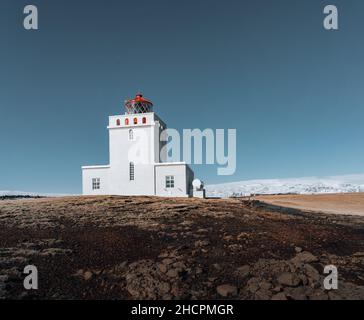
[
  {"left": 134, "top": 118, "right": 138, "bottom": 125},
  {"left": 116, "top": 119, "right": 120, "bottom": 126},
  {"left": 92, "top": 178, "right": 100, "bottom": 190},
  {"left": 125, "top": 118, "right": 129, "bottom": 125},
  {"left": 142, "top": 117, "right": 146, "bottom": 124},
  {"left": 129, "top": 162, "right": 135, "bottom": 181},
  {"left": 129, "top": 129, "right": 134, "bottom": 141},
  {"left": 165, "top": 176, "right": 175, "bottom": 188}
]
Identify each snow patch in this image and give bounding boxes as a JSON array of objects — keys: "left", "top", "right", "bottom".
[{"left": 206, "top": 174, "right": 364, "bottom": 198}]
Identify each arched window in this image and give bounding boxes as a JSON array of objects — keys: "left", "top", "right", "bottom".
[
  {"left": 116, "top": 119, "right": 120, "bottom": 126},
  {"left": 134, "top": 118, "right": 138, "bottom": 125},
  {"left": 129, "top": 162, "right": 135, "bottom": 180},
  {"left": 125, "top": 118, "right": 129, "bottom": 125},
  {"left": 142, "top": 117, "right": 146, "bottom": 124},
  {"left": 129, "top": 129, "right": 134, "bottom": 141}
]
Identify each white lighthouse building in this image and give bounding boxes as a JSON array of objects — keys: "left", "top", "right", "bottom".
[{"left": 82, "top": 93, "right": 196, "bottom": 197}]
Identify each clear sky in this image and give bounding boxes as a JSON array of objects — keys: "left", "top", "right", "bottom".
[{"left": 1, "top": 0, "right": 364, "bottom": 194}]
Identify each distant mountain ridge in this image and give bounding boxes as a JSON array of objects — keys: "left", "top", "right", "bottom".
[
  {"left": 0, "top": 191, "right": 69, "bottom": 198},
  {"left": 206, "top": 174, "right": 364, "bottom": 198},
  {"left": 2, "top": 174, "right": 364, "bottom": 199}
]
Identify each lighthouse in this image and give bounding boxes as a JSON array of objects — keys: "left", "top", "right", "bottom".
[{"left": 82, "top": 93, "right": 196, "bottom": 197}]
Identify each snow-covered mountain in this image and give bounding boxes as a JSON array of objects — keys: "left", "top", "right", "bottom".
[{"left": 206, "top": 174, "right": 364, "bottom": 198}]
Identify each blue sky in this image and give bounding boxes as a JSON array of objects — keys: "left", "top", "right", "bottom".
[{"left": 1, "top": 0, "right": 364, "bottom": 193}]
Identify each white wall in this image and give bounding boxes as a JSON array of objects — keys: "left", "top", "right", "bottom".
[
  {"left": 108, "top": 114, "right": 156, "bottom": 195},
  {"left": 82, "top": 112, "right": 194, "bottom": 197},
  {"left": 82, "top": 166, "right": 110, "bottom": 195},
  {"left": 155, "top": 164, "right": 190, "bottom": 197}
]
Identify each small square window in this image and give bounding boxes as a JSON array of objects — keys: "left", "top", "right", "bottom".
[
  {"left": 165, "top": 175, "right": 174, "bottom": 189},
  {"left": 92, "top": 178, "right": 100, "bottom": 190}
]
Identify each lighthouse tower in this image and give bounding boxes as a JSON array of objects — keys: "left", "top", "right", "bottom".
[{"left": 82, "top": 93, "right": 194, "bottom": 197}]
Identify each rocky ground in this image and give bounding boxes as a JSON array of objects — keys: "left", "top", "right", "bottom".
[{"left": 0, "top": 196, "right": 363, "bottom": 300}]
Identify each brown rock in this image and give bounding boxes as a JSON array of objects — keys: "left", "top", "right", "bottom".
[
  {"left": 272, "top": 285, "right": 282, "bottom": 293},
  {"left": 292, "top": 252, "right": 318, "bottom": 264},
  {"left": 277, "top": 272, "right": 301, "bottom": 287},
  {"left": 216, "top": 284, "right": 238, "bottom": 297},
  {"left": 73, "top": 269, "right": 84, "bottom": 277},
  {"left": 197, "top": 228, "right": 208, "bottom": 233},
  {"left": 247, "top": 277, "right": 260, "bottom": 293},
  {"left": 212, "top": 263, "right": 221, "bottom": 270},
  {"left": 194, "top": 240, "right": 210, "bottom": 247},
  {"left": 158, "top": 263, "right": 167, "bottom": 273},
  {"left": 260, "top": 281, "right": 273, "bottom": 291},
  {"left": 304, "top": 264, "right": 320, "bottom": 283},
  {"left": 299, "top": 274, "right": 309, "bottom": 286},
  {"left": 159, "top": 282, "right": 171, "bottom": 294},
  {"left": 235, "top": 265, "right": 250, "bottom": 277},
  {"left": 172, "top": 261, "right": 186, "bottom": 269},
  {"left": 223, "top": 235, "right": 234, "bottom": 241},
  {"left": 162, "top": 258, "right": 174, "bottom": 265},
  {"left": 237, "top": 232, "right": 249, "bottom": 240},
  {"left": 166, "top": 269, "right": 179, "bottom": 278},
  {"left": 83, "top": 271, "right": 93, "bottom": 281},
  {"left": 195, "top": 267, "right": 203, "bottom": 274},
  {"left": 255, "top": 288, "right": 272, "bottom": 300}
]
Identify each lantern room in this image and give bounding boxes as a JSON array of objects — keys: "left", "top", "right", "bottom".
[{"left": 125, "top": 93, "right": 153, "bottom": 114}]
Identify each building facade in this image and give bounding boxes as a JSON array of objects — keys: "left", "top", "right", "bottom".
[{"left": 82, "top": 93, "right": 195, "bottom": 197}]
